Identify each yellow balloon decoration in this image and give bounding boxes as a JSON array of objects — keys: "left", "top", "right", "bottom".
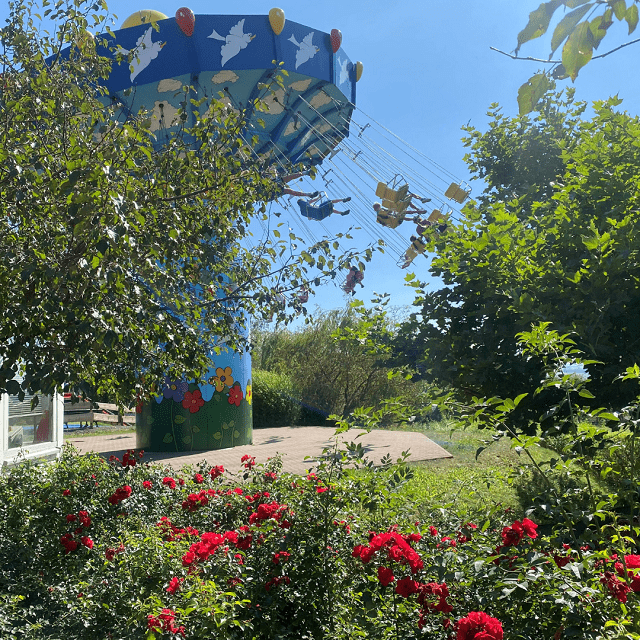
[
  {"left": 121, "top": 10, "right": 169, "bottom": 29},
  {"left": 355, "top": 61, "right": 363, "bottom": 82},
  {"left": 268, "top": 8, "right": 285, "bottom": 36}
]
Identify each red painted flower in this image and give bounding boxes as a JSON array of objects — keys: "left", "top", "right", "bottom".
[
  {"left": 456, "top": 611, "right": 504, "bottom": 640},
  {"left": 182, "top": 389, "right": 205, "bottom": 413},
  {"left": 228, "top": 384, "right": 243, "bottom": 407}
]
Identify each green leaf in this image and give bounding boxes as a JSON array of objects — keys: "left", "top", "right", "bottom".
[
  {"left": 590, "top": 9, "right": 614, "bottom": 48},
  {"left": 162, "top": 433, "right": 174, "bottom": 443},
  {"left": 578, "top": 389, "right": 595, "bottom": 398},
  {"left": 517, "top": 73, "right": 552, "bottom": 115},
  {"left": 174, "top": 414, "right": 185, "bottom": 424},
  {"left": 182, "top": 435, "right": 192, "bottom": 444},
  {"left": 562, "top": 20, "right": 594, "bottom": 80},
  {"left": 625, "top": 3, "right": 639, "bottom": 32},
  {"left": 565, "top": 0, "right": 591, "bottom": 7},
  {"left": 550, "top": 3, "right": 594, "bottom": 56},
  {"left": 516, "top": 0, "right": 564, "bottom": 53},
  {"left": 192, "top": 426, "right": 200, "bottom": 433},
  {"left": 611, "top": 0, "right": 627, "bottom": 21}
]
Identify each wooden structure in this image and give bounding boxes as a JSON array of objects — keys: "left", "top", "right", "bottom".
[{"left": 63, "top": 400, "right": 135, "bottom": 429}]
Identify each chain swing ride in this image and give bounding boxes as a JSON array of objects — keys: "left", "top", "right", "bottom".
[{"left": 58, "top": 6, "right": 470, "bottom": 451}]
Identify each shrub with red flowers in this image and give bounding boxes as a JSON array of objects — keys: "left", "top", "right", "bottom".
[{"left": 2, "top": 437, "right": 638, "bottom": 640}]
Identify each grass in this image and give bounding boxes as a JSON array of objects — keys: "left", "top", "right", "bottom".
[{"left": 387, "top": 419, "right": 560, "bottom": 519}]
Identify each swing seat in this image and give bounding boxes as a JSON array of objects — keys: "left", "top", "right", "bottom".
[
  {"left": 298, "top": 199, "right": 333, "bottom": 221},
  {"left": 375, "top": 182, "right": 409, "bottom": 203},
  {"left": 427, "top": 209, "right": 445, "bottom": 223},
  {"left": 445, "top": 182, "right": 471, "bottom": 204}
]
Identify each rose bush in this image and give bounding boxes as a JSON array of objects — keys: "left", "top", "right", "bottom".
[{"left": 0, "top": 443, "right": 637, "bottom": 639}]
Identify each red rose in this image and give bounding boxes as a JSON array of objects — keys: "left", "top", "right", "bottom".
[
  {"left": 395, "top": 576, "right": 419, "bottom": 598},
  {"left": 210, "top": 465, "right": 225, "bottom": 479},
  {"left": 456, "top": 611, "right": 504, "bottom": 640},
  {"left": 378, "top": 566, "right": 395, "bottom": 587},
  {"left": 166, "top": 576, "right": 182, "bottom": 594},
  {"left": 142, "top": 480, "right": 152, "bottom": 489},
  {"left": 80, "top": 536, "right": 93, "bottom": 549},
  {"left": 194, "top": 473, "right": 204, "bottom": 484}
]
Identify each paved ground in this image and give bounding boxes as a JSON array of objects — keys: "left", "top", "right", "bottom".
[{"left": 66, "top": 426, "right": 452, "bottom": 475}]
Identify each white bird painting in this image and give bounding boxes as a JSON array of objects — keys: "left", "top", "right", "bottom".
[
  {"left": 288, "top": 31, "right": 320, "bottom": 70},
  {"left": 337, "top": 56, "right": 350, "bottom": 85},
  {"left": 115, "top": 27, "right": 166, "bottom": 82},
  {"left": 207, "top": 19, "right": 256, "bottom": 67}
]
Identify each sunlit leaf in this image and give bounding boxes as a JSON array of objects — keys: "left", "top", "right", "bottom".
[
  {"left": 590, "top": 9, "right": 614, "bottom": 48},
  {"left": 562, "top": 20, "right": 594, "bottom": 80},
  {"left": 550, "top": 3, "right": 594, "bottom": 56},
  {"left": 625, "top": 3, "right": 639, "bottom": 32},
  {"left": 517, "top": 73, "right": 552, "bottom": 115},
  {"left": 516, "top": 0, "right": 564, "bottom": 54},
  {"left": 610, "top": 0, "right": 627, "bottom": 21}
]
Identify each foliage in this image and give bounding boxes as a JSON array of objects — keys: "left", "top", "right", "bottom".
[
  {"left": 253, "top": 303, "right": 418, "bottom": 418},
  {"left": 250, "top": 369, "right": 301, "bottom": 429},
  {"left": 392, "top": 91, "right": 640, "bottom": 432},
  {"left": 1, "top": 427, "right": 639, "bottom": 639},
  {"left": 512, "top": 0, "right": 640, "bottom": 113},
  {"left": 0, "top": 0, "right": 375, "bottom": 406}
]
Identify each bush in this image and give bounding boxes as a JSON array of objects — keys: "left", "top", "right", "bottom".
[
  {"left": 0, "top": 444, "right": 637, "bottom": 639},
  {"left": 251, "top": 369, "right": 301, "bottom": 428}
]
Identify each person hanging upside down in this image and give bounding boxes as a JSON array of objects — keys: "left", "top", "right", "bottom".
[
  {"left": 297, "top": 193, "right": 351, "bottom": 221},
  {"left": 342, "top": 266, "right": 364, "bottom": 295}
]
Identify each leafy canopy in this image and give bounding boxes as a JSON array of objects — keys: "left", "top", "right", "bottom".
[
  {"left": 392, "top": 90, "right": 640, "bottom": 431},
  {"left": 0, "top": 0, "right": 375, "bottom": 405}
]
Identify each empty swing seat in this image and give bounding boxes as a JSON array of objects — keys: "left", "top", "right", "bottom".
[{"left": 445, "top": 182, "right": 471, "bottom": 204}]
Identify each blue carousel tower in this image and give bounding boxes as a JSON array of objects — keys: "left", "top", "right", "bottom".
[{"left": 86, "top": 7, "right": 361, "bottom": 451}]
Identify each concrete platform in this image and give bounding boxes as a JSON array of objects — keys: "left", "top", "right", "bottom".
[{"left": 66, "top": 426, "right": 452, "bottom": 475}]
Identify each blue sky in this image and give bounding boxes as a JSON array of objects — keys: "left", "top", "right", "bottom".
[{"left": 7, "top": 0, "right": 640, "bottom": 321}]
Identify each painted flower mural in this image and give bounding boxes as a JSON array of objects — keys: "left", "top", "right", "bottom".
[
  {"left": 182, "top": 390, "right": 205, "bottom": 414},
  {"left": 212, "top": 366, "right": 234, "bottom": 392},
  {"left": 162, "top": 379, "right": 189, "bottom": 402},
  {"left": 228, "top": 384, "right": 244, "bottom": 407}
]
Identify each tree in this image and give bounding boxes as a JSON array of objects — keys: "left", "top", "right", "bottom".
[
  {"left": 253, "top": 303, "right": 418, "bottom": 418},
  {"left": 497, "top": 0, "right": 640, "bottom": 114},
  {"left": 392, "top": 90, "right": 640, "bottom": 431},
  {"left": 0, "top": 0, "right": 374, "bottom": 405}
]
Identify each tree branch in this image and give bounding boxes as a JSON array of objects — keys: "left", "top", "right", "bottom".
[{"left": 490, "top": 37, "right": 640, "bottom": 64}]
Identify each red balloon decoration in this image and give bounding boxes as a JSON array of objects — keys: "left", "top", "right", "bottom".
[
  {"left": 330, "top": 28, "right": 342, "bottom": 53},
  {"left": 175, "top": 7, "right": 195, "bottom": 37}
]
